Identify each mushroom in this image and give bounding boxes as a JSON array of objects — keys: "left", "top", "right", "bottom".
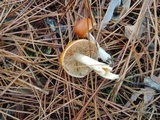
[
  {"left": 74, "top": 18, "right": 112, "bottom": 64},
  {"left": 74, "top": 18, "right": 96, "bottom": 40},
  {"left": 60, "top": 39, "right": 119, "bottom": 80}
]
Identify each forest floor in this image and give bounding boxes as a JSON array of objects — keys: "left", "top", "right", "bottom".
[{"left": 0, "top": 0, "right": 160, "bottom": 120}]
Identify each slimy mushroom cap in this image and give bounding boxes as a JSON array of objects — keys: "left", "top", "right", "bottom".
[{"left": 74, "top": 18, "right": 96, "bottom": 38}]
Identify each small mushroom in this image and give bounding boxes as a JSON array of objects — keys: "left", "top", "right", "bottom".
[
  {"left": 74, "top": 18, "right": 96, "bottom": 39},
  {"left": 74, "top": 18, "right": 112, "bottom": 64},
  {"left": 60, "top": 39, "right": 119, "bottom": 80}
]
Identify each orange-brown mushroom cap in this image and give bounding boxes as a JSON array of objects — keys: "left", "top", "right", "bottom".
[
  {"left": 74, "top": 18, "right": 96, "bottom": 38},
  {"left": 59, "top": 39, "right": 98, "bottom": 78}
]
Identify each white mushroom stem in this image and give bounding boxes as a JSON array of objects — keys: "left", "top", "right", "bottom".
[
  {"left": 73, "top": 53, "right": 119, "bottom": 80},
  {"left": 87, "top": 33, "right": 112, "bottom": 64}
]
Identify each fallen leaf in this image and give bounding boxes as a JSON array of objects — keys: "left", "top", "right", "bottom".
[
  {"left": 144, "top": 76, "right": 160, "bottom": 92},
  {"left": 124, "top": 24, "right": 146, "bottom": 40},
  {"left": 151, "top": 75, "right": 160, "bottom": 84},
  {"left": 124, "top": 87, "right": 156, "bottom": 108},
  {"left": 100, "top": 0, "right": 121, "bottom": 29}
]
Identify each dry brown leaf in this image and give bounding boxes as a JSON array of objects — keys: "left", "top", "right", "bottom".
[
  {"left": 124, "top": 24, "right": 146, "bottom": 40},
  {"left": 151, "top": 75, "right": 160, "bottom": 84},
  {"left": 124, "top": 87, "right": 156, "bottom": 108}
]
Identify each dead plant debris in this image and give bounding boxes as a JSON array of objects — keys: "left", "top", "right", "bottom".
[{"left": 0, "top": 0, "right": 160, "bottom": 119}]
